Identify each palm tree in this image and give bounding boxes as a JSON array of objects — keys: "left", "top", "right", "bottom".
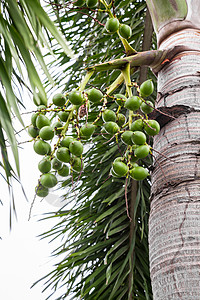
[
  {"left": 147, "top": 1, "right": 200, "bottom": 299},
  {"left": 1, "top": 0, "right": 200, "bottom": 299}
]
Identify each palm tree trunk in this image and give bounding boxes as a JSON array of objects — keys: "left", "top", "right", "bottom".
[{"left": 147, "top": 8, "right": 200, "bottom": 300}]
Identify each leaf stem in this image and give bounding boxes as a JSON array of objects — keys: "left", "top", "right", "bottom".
[{"left": 79, "top": 70, "right": 94, "bottom": 92}]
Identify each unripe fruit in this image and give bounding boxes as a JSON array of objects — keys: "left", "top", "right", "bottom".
[
  {"left": 140, "top": 79, "right": 154, "bottom": 97},
  {"left": 110, "top": 167, "right": 121, "bottom": 178},
  {"left": 114, "top": 156, "right": 124, "bottom": 163},
  {"left": 74, "top": 0, "right": 85, "bottom": 6},
  {"left": 53, "top": 93, "right": 66, "bottom": 107},
  {"left": 86, "top": 0, "right": 98, "bottom": 7},
  {"left": 69, "top": 140, "right": 83, "bottom": 157},
  {"left": 105, "top": 18, "right": 119, "bottom": 33},
  {"left": 71, "top": 157, "right": 84, "bottom": 172},
  {"left": 56, "top": 147, "right": 70, "bottom": 163},
  {"left": 121, "top": 131, "right": 133, "bottom": 145},
  {"left": 60, "top": 136, "right": 74, "bottom": 148},
  {"left": 38, "top": 158, "right": 51, "bottom": 173},
  {"left": 113, "top": 161, "right": 128, "bottom": 177},
  {"left": 28, "top": 126, "right": 39, "bottom": 138},
  {"left": 125, "top": 96, "right": 142, "bottom": 111},
  {"left": 52, "top": 121, "right": 63, "bottom": 135},
  {"left": 119, "top": 24, "right": 132, "bottom": 39},
  {"left": 131, "top": 131, "right": 146, "bottom": 145},
  {"left": 114, "top": 94, "right": 127, "bottom": 106},
  {"left": 57, "top": 165, "right": 69, "bottom": 177},
  {"left": 40, "top": 173, "right": 57, "bottom": 188},
  {"left": 144, "top": 120, "right": 160, "bottom": 136},
  {"left": 129, "top": 166, "right": 149, "bottom": 181},
  {"left": 102, "top": 110, "right": 116, "bottom": 122},
  {"left": 87, "top": 88, "right": 103, "bottom": 103},
  {"left": 46, "top": 143, "right": 51, "bottom": 155},
  {"left": 140, "top": 101, "right": 154, "bottom": 114},
  {"left": 36, "top": 114, "right": 51, "bottom": 129},
  {"left": 101, "top": 127, "right": 113, "bottom": 139},
  {"left": 36, "top": 185, "right": 49, "bottom": 197},
  {"left": 117, "top": 113, "right": 126, "bottom": 127},
  {"left": 52, "top": 157, "right": 62, "bottom": 170},
  {"left": 58, "top": 111, "right": 69, "bottom": 122},
  {"left": 134, "top": 145, "right": 150, "bottom": 159},
  {"left": 31, "top": 113, "right": 39, "bottom": 127},
  {"left": 131, "top": 119, "right": 143, "bottom": 131},
  {"left": 104, "top": 121, "right": 119, "bottom": 135},
  {"left": 80, "top": 123, "right": 95, "bottom": 139},
  {"left": 33, "top": 140, "right": 50, "bottom": 155},
  {"left": 39, "top": 126, "right": 54, "bottom": 140},
  {"left": 68, "top": 91, "right": 84, "bottom": 105}
]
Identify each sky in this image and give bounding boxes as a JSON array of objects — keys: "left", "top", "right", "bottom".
[{"left": 0, "top": 104, "right": 68, "bottom": 299}]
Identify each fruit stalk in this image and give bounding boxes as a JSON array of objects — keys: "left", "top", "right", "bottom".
[{"left": 121, "top": 63, "right": 133, "bottom": 128}]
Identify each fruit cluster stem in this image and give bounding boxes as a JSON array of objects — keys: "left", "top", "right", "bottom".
[
  {"left": 50, "top": 105, "right": 76, "bottom": 158},
  {"left": 121, "top": 63, "right": 133, "bottom": 129}
]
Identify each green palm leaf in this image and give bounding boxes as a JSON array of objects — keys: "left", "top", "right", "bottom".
[{"left": 0, "top": 0, "right": 73, "bottom": 184}]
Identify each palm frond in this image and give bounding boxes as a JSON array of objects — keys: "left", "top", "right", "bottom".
[{"left": 0, "top": 0, "right": 73, "bottom": 183}]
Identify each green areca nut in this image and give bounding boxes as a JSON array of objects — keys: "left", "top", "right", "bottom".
[
  {"left": 119, "top": 24, "right": 132, "bottom": 39},
  {"left": 69, "top": 141, "right": 83, "bottom": 157},
  {"left": 33, "top": 140, "right": 51, "bottom": 155},
  {"left": 38, "top": 158, "right": 51, "bottom": 173},
  {"left": 87, "top": 88, "right": 103, "bottom": 103},
  {"left": 104, "top": 122, "right": 119, "bottom": 135},
  {"left": 121, "top": 131, "right": 133, "bottom": 145},
  {"left": 40, "top": 173, "right": 57, "bottom": 188},
  {"left": 125, "top": 96, "right": 141, "bottom": 111},
  {"left": 113, "top": 161, "right": 129, "bottom": 177},
  {"left": 36, "top": 114, "right": 51, "bottom": 129},
  {"left": 39, "top": 126, "right": 54, "bottom": 140},
  {"left": 52, "top": 93, "right": 66, "bottom": 107},
  {"left": 131, "top": 119, "right": 144, "bottom": 131},
  {"left": 28, "top": 126, "right": 39, "bottom": 138},
  {"left": 57, "top": 165, "right": 69, "bottom": 177},
  {"left": 56, "top": 147, "right": 70, "bottom": 163},
  {"left": 52, "top": 157, "right": 62, "bottom": 170},
  {"left": 131, "top": 131, "right": 146, "bottom": 145},
  {"left": 140, "top": 80, "right": 154, "bottom": 97},
  {"left": 102, "top": 110, "right": 116, "bottom": 122},
  {"left": 105, "top": 18, "right": 120, "bottom": 33},
  {"left": 129, "top": 166, "right": 149, "bottom": 180},
  {"left": 134, "top": 145, "right": 150, "bottom": 159},
  {"left": 68, "top": 91, "right": 84, "bottom": 105},
  {"left": 36, "top": 185, "right": 49, "bottom": 197},
  {"left": 140, "top": 101, "right": 154, "bottom": 114},
  {"left": 144, "top": 120, "right": 160, "bottom": 136}
]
